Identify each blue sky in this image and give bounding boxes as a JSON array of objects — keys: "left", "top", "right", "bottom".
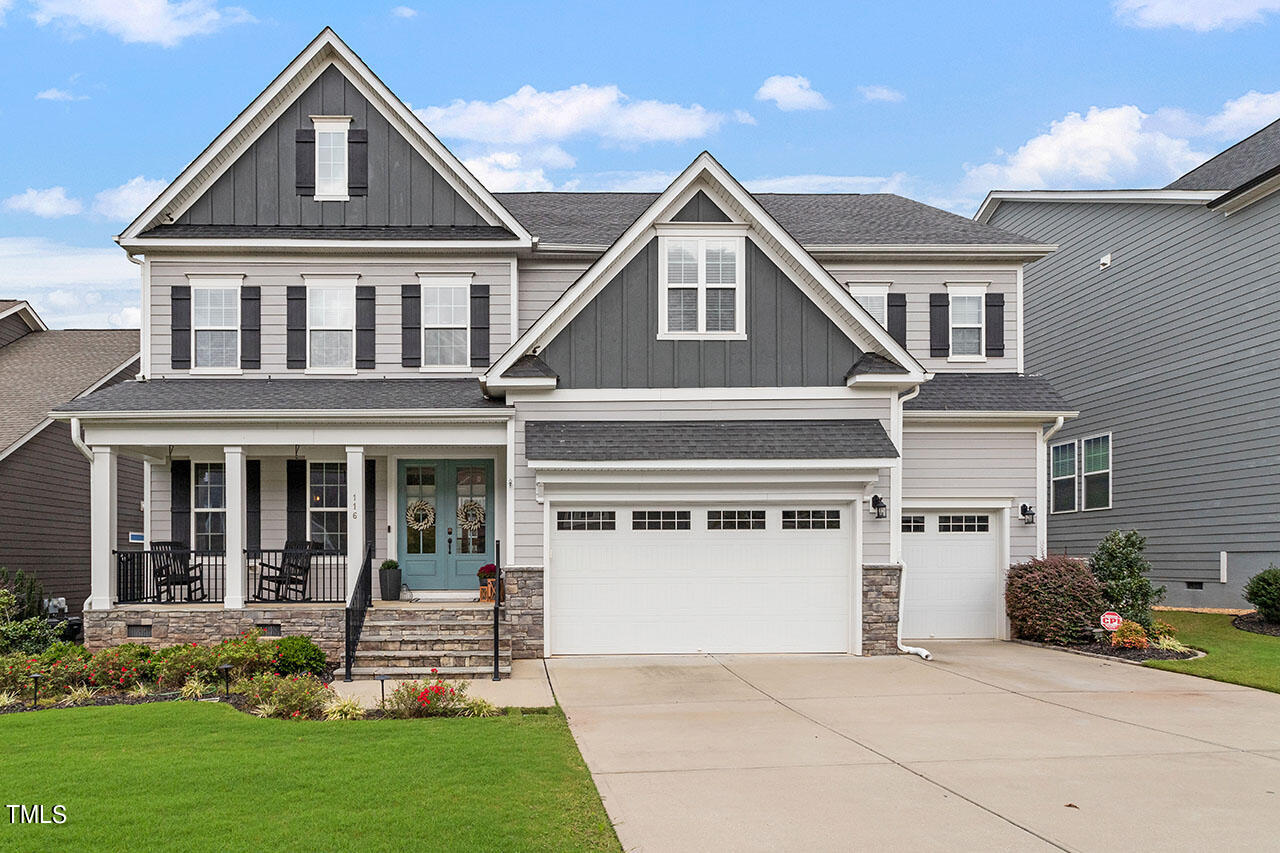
[{"left": 2, "top": 0, "right": 1279, "bottom": 327}]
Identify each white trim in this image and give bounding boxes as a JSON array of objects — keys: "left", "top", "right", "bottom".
[
  {"left": 529, "top": 458, "right": 898, "bottom": 472},
  {"left": 1049, "top": 439, "right": 1078, "bottom": 514},
  {"left": 905, "top": 410, "right": 1078, "bottom": 422},
  {"left": 1080, "top": 431, "right": 1113, "bottom": 512},
  {"left": 0, "top": 300, "right": 47, "bottom": 332},
  {"left": 140, "top": 257, "right": 152, "bottom": 378},
  {"left": 508, "top": 258, "right": 519, "bottom": 342},
  {"left": 845, "top": 282, "right": 890, "bottom": 328},
  {"left": 974, "top": 189, "right": 1222, "bottom": 223},
  {"left": 1015, "top": 265, "right": 1025, "bottom": 373},
  {"left": 54, "top": 408, "right": 513, "bottom": 423},
  {"left": 512, "top": 386, "right": 898, "bottom": 403},
  {"left": 303, "top": 276, "right": 357, "bottom": 372},
  {"left": 1214, "top": 173, "right": 1280, "bottom": 215},
  {"left": 418, "top": 274, "right": 472, "bottom": 371},
  {"left": 946, "top": 282, "right": 987, "bottom": 362},
  {"left": 189, "top": 277, "right": 242, "bottom": 372},
  {"left": 310, "top": 115, "right": 352, "bottom": 202},
  {"left": 1220, "top": 551, "right": 1229, "bottom": 584},
  {"left": 656, "top": 233, "right": 746, "bottom": 338},
  {"left": 121, "top": 238, "right": 531, "bottom": 251}
]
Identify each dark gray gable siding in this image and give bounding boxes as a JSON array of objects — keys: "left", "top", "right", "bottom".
[
  {"left": 539, "top": 238, "right": 861, "bottom": 388},
  {"left": 176, "top": 64, "right": 486, "bottom": 228},
  {"left": 990, "top": 193, "right": 1280, "bottom": 601},
  {"left": 671, "top": 190, "right": 731, "bottom": 222}
]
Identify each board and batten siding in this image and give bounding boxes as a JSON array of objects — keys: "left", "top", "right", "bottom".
[
  {"left": 148, "top": 257, "right": 512, "bottom": 377},
  {"left": 989, "top": 193, "right": 1280, "bottom": 605},
  {"left": 823, "top": 262, "right": 1021, "bottom": 373}
]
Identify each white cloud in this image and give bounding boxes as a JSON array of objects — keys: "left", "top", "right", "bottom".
[
  {"left": 1203, "top": 90, "right": 1280, "bottom": 137},
  {"left": 462, "top": 152, "right": 555, "bottom": 192},
  {"left": 3, "top": 187, "right": 83, "bottom": 218},
  {"left": 858, "top": 84, "right": 905, "bottom": 103},
  {"left": 30, "top": 0, "right": 256, "bottom": 48},
  {"left": 1115, "top": 0, "right": 1280, "bottom": 30},
  {"left": 0, "top": 237, "right": 138, "bottom": 328},
  {"left": 733, "top": 109, "right": 757, "bottom": 126},
  {"left": 391, "top": 5, "right": 416, "bottom": 17},
  {"left": 92, "top": 176, "right": 168, "bottom": 220},
  {"left": 746, "top": 172, "right": 911, "bottom": 194},
  {"left": 0, "top": 0, "right": 12, "bottom": 23},
  {"left": 416, "top": 84, "right": 723, "bottom": 145},
  {"left": 35, "top": 87, "right": 87, "bottom": 101},
  {"left": 108, "top": 306, "right": 142, "bottom": 328},
  {"left": 755, "top": 75, "right": 830, "bottom": 111}
]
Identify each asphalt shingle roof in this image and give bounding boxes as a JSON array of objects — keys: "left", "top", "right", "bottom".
[
  {"left": 504, "top": 354, "right": 558, "bottom": 379},
  {"left": 1166, "top": 117, "right": 1280, "bottom": 191},
  {"left": 136, "top": 224, "right": 516, "bottom": 240},
  {"left": 495, "top": 192, "right": 1037, "bottom": 248},
  {"left": 846, "top": 352, "right": 908, "bottom": 378},
  {"left": 56, "top": 378, "right": 504, "bottom": 414},
  {"left": 525, "top": 419, "right": 898, "bottom": 461},
  {"left": 0, "top": 300, "right": 22, "bottom": 313},
  {"left": 0, "top": 329, "right": 139, "bottom": 451},
  {"left": 904, "top": 373, "right": 1070, "bottom": 412}
]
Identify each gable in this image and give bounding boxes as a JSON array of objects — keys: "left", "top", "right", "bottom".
[
  {"left": 671, "top": 190, "right": 731, "bottom": 223},
  {"left": 539, "top": 237, "right": 860, "bottom": 388},
  {"left": 176, "top": 64, "right": 484, "bottom": 228}
]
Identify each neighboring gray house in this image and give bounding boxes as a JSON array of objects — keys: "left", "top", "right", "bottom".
[
  {"left": 0, "top": 300, "right": 142, "bottom": 614},
  {"left": 54, "top": 29, "right": 1073, "bottom": 671},
  {"left": 978, "top": 119, "right": 1280, "bottom": 608}
]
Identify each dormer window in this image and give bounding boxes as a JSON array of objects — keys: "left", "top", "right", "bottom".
[
  {"left": 312, "top": 116, "right": 352, "bottom": 201},
  {"left": 658, "top": 233, "right": 746, "bottom": 338}
]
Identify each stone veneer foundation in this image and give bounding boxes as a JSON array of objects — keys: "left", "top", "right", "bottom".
[
  {"left": 861, "top": 564, "right": 903, "bottom": 655},
  {"left": 501, "top": 567, "right": 544, "bottom": 659}
]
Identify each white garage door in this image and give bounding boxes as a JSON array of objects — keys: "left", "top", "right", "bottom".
[
  {"left": 900, "top": 511, "right": 1000, "bottom": 639},
  {"left": 548, "top": 504, "right": 852, "bottom": 655}
]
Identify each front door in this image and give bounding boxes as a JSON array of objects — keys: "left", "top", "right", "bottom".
[{"left": 397, "top": 460, "right": 495, "bottom": 590}]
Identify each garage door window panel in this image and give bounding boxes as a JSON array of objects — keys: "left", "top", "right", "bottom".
[
  {"left": 782, "top": 509, "right": 840, "bottom": 530},
  {"left": 902, "top": 515, "right": 925, "bottom": 533},
  {"left": 556, "top": 511, "right": 617, "bottom": 531},
  {"left": 632, "top": 510, "right": 691, "bottom": 530},
  {"left": 708, "top": 509, "right": 765, "bottom": 530},
  {"left": 938, "top": 514, "right": 989, "bottom": 533}
]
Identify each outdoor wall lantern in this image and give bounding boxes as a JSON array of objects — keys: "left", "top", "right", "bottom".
[
  {"left": 1020, "top": 504, "right": 1036, "bottom": 525},
  {"left": 870, "top": 495, "right": 887, "bottom": 519}
]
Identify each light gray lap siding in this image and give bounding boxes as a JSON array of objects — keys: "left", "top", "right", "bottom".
[{"left": 517, "top": 261, "right": 588, "bottom": 334}]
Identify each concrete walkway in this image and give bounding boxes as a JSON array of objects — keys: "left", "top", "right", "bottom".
[
  {"left": 332, "top": 659, "right": 555, "bottom": 708},
  {"left": 549, "top": 642, "right": 1280, "bottom": 852}
]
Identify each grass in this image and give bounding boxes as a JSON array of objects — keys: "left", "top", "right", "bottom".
[
  {"left": 0, "top": 702, "right": 619, "bottom": 852},
  {"left": 1146, "top": 610, "right": 1280, "bottom": 694}
]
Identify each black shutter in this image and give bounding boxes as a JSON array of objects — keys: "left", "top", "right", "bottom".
[
  {"left": 171, "top": 285, "right": 191, "bottom": 370},
  {"left": 170, "top": 460, "right": 191, "bottom": 547},
  {"left": 295, "top": 128, "right": 315, "bottom": 196},
  {"left": 401, "top": 283, "right": 421, "bottom": 367},
  {"left": 364, "top": 459, "right": 376, "bottom": 548},
  {"left": 929, "top": 293, "right": 949, "bottom": 358},
  {"left": 286, "top": 459, "right": 307, "bottom": 544},
  {"left": 985, "top": 293, "right": 1005, "bottom": 358},
  {"left": 246, "top": 460, "right": 261, "bottom": 552},
  {"left": 356, "top": 285, "right": 376, "bottom": 369},
  {"left": 240, "top": 286, "right": 261, "bottom": 370},
  {"left": 348, "top": 128, "right": 368, "bottom": 197},
  {"left": 470, "top": 282, "right": 490, "bottom": 367},
  {"left": 887, "top": 293, "right": 907, "bottom": 347},
  {"left": 286, "top": 286, "right": 306, "bottom": 369}
]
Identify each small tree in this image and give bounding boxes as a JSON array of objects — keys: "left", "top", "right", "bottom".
[
  {"left": 1243, "top": 566, "right": 1280, "bottom": 623},
  {"left": 1088, "top": 530, "right": 1164, "bottom": 628}
]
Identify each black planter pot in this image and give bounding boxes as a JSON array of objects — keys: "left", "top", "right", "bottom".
[{"left": 379, "top": 568, "right": 402, "bottom": 601}]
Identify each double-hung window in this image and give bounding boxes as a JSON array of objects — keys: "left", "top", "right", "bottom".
[
  {"left": 847, "top": 283, "right": 890, "bottom": 327},
  {"left": 1050, "top": 441, "right": 1077, "bottom": 513},
  {"left": 312, "top": 116, "right": 351, "bottom": 201},
  {"left": 191, "top": 279, "right": 240, "bottom": 370},
  {"left": 420, "top": 275, "right": 470, "bottom": 369},
  {"left": 947, "top": 283, "right": 986, "bottom": 360},
  {"left": 658, "top": 233, "right": 746, "bottom": 337},
  {"left": 309, "top": 462, "right": 347, "bottom": 551},
  {"left": 306, "top": 279, "right": 356, "bottom": 371},
  {"left": 1082, "top": 434, "right": 1112, "bottom": 511},
  {"left": 193, "top": 462, "right": 226, "bottom": 553}
]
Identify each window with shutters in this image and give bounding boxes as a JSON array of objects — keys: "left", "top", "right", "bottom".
[
  {"left": 847, "top": 283, "right": 890, "bottom": 327},
  {"left": 947, "top": 283, "right": 987, "bottom": 361},
  {"left": 1051, "top": 441, "right": 1077, "bottom": 514},
  {"left": 657, "top": 233, "right": 746, "bottom": 338},
  {"left": 309, "top": 462, "right": 347, "bottom": 551},
  {"left": 419, "top": 275, "right": 471, "bottom": 370},
  {"left": 193, "top": 463, "right": 226, "bottom": 553},
  {"left": 305, "top": 278, "right": 356, "bottom": 371},
  {"left": 311, "top": 116, "right": 351, "bottom": 201},
  {"left": 190, "top": 279, "right": 240, "bottom": 370},
  {"left": 1082, "top": 433, "right": 1111, "bottom": 511}
]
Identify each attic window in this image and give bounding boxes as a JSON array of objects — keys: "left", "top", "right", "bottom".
[
  {"left": 312, "top": 116, "right": 352, "bottom": 201},
  {"left": 657, "top": 234, "right": 746, "bottom": 338}
]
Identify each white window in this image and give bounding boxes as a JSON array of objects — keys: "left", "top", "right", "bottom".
[
  {"left": 947, "top": 283, "right": 987, "bottom": 360},
  {"left": 309, "top": 462, "right": 347, "bottom": 551},
  {"left": 193, "top": 462, "right": 226, "bottom": 553},
  {"left": 847, "top": 283, "right": 890, "bottom": 327},
  {"left": 658, "top": 234, "right": 746, "bottom": 337},
  {"left": 1051, "top": 441, "right": 1077, "bottom": 513},
  {"left": 306, "top": 279, "right": 355, "bottom": 371},
  {"left": 312, "top": 116, "right": 351, "bottom": 201},
  {"left": 420, "top": 275, "right": 470, "bottom": 369},
  {"left": 191, "top": 279, "right": 239, "bottom": 370},
  {"left": 1082, "top": 433, "right": 1112, "bottom": 511}
]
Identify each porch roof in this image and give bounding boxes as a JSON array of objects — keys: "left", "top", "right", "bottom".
[
  {"left": 904, "top": 372, "right": 1071, "bottom": 413},
  {"left": 525, "top": 419, "right": 898, "bottom": 461}
]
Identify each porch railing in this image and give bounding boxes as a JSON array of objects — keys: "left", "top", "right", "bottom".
[
  {"left": 115, "top": 549, "right": 226, "bottom": 604},
  {"left": 247, "top": 547, "right": 346, "bottom": 604},
  {"left": 492, "top": 539, "right": 504, "bottom": 682},
  {"left": 344, "top": 544, "right": 374, "bottom": 682}
]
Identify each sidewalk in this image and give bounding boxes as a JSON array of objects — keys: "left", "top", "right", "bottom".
[{"left": 331, "top": 659, "right": 556, "bottom": 708}]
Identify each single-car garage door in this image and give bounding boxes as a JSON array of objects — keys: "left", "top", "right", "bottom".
[
  {"left": 548, "top": 504, "right": 853, "bottom": 655},
  {"left": 900, "top": 511, "right": 1000, "bottom": 639}
]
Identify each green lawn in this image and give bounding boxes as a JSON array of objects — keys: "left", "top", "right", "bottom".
[
  {"left": 1146, "top": 610, "right": 1280, "bottom": 693},
  {"left": 0, "top": 702, "right": 619, "bottom": 852}
]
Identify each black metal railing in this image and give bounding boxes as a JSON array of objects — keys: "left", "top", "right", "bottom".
[
  {"left": 343, "top": 544, "right": 374, "bottom": 682},
  {"left": 492, "top": 539, "right": 504, "bottom": 682},
  {"left": 115, "top": 548, "right": 226, "bottom": 604},
  {"left": 247, "top": 547, "right": 346, "bottom": 603}
]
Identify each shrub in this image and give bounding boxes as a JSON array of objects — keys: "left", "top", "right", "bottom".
[
  {"left": 213, "top": 630, "right": 275, "bottom": 679},
  {"left": 1089, "top": 530, "right": 1164, "bottom": 628},
  {"left": 1243, "top": 566, "right": 1280, "bottom": 623},
  {"left": 61, "top": 685, "right": 101, "bottom": 706},
  {"left": 271, "top": 635, "right": 328, "bottom": 676},
  {"left": 0, "top": 617, "right": 60, "bottom": 656},
  {"left": 323, "top": 696, "right": 366, "bottom": 721},
  {"left": 1110, "top": 619, "right": 1149, "bottom": 649},
  {"left": 380, "top": 673, "right": 496, "bottom": 719},
  {"left": 1005, "top": 556, "right": 1104, "bottom": 645},
  {"left": 1148, "top": 620, "right": 1176, "bottom": 641},
  {"left": 43, "top": 655, "right": 94, "bottom": 693},
  {"left": 236, "top": 673, "right": 332, "bottom": 720},
  {"left": 0, "top": 654, "right": 41, "bottom": 693},
  {"left": 152, "top": 643, "right": 216, "bottom": 689},
  {"left": 0, "top": 567, "right": 45, "bottom": 621},
  {"left": 89, "top": 644, "right": 153, "bottom": 692},
  {"left": 40, "top": 642, "right": 90, "bottom": 666},
  {"left": 179, "top": 677, "right": 212, "bottom": 700}
]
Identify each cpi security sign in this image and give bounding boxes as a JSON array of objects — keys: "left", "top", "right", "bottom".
[{"left": 1100, "top": 611, "right": 1123, "bottom": 631}]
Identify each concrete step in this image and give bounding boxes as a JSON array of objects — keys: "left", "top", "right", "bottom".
[{"left": 349, "top": 664, "right": 511, "bottom": 679}]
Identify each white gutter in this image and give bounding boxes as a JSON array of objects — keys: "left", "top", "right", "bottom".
[
  {"left": 1044, "top": 415, "right": 1065, "bottom": 443},
  {"left": 895, "top": 385, "right": 932, "bottom": 661},
  {"left": 69, "top": 417, "right": 93, "bottom": 462}
]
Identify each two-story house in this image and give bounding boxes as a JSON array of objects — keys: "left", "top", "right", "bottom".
[
  {"left": 978, "top": 119, "right": 1280, "bottom": 609},
  {"left": 55, "top": 29, "right": 1072, "bottom": 673}
]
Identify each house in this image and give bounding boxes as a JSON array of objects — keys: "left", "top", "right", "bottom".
[
  {"left": 0, "top": 299, "right": 141, "bottom": 615},
  {"left": 53, "top": 29, "right": 1072, "bottom": 672},
  {"left": 977, "top": 119, "right": 1280, "bottom": 609}
]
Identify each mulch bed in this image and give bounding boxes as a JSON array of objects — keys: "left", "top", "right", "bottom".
[
  {"left": 1083, "top": 639, "right": 1197, "bottom": 662},
  {"left": 0, "top": 693, "right": 249, "bottom": 716},
  {"left": 1233, "top": 612, "right": 1280, "bottom": 637}
]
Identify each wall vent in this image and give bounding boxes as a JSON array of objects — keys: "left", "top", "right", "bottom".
[
  {"left": 1185, "top": 581, "right": 1204, "bottom": 590},
  {"left": 126, "top": 624, "right": 152, "bottom": 638},
  {"left": 256, "top": 623, "right": 283, "bottom": 637}
]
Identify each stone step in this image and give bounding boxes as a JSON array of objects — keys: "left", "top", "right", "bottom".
[
  {"left": 349, "top": 665, "right": 511, "bottom": 679},
  {"left": 361, "top": 618, "right": 502, "bottom": 632},
  {"left": 353, "top": 650, "right": 512, "bottom": 669},
  {"left": 359, "top": 631, "right": 505, "bottom": 643},
  {"left": 358, "top": 639, "right": 511, "bottom": 654},
  {"left": 364, "top": 611, "right": 497, "bottom": 625}
]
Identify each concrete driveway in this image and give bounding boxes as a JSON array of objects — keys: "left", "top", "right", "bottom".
[{"left": 548, "top": 642, "right": 1280, "bottom": 852}]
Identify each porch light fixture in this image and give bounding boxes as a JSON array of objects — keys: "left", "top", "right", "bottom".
[
  {"left": 1020, "top": 504, "right": 1036, "bottom": 525},
  {"left": 217, "top": 663, "right": 233, "bottom": 697},
  {"left": 870, "top": 495, "right": 887, "bottom": 519}
]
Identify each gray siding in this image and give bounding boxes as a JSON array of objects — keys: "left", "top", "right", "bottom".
[
  {"left": 541, "top": 239, "right": 861, "bottom": 388},
  {"left": 176, "top": 64, "right": 484, "bottom": 228},
  {"left": 989, "top": 193, "right": 1280, "bottom": 602},
  {"left": 0, "top": 313, "right": 33, "bottom": 348},
  {"left": 517, "top": 261, "right": 587, "bottom": 334}
]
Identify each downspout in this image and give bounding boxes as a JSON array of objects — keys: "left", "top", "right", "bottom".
[
  {"left": 69, "top": 417, "right": 93, "bottom": 463},
  {"left": 1037, "top": 417, "right": 1066, "bottom": 558},
  {"left": 895, "top": 384, "right": 932, "bottom": 660},
  {"left": 1043, "top": 415, "right": 1065, "bottom": 443}
]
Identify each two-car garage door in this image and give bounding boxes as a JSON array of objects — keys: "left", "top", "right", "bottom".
[{"left": 548, "top": 504, "right": 852, "bottom": 655}]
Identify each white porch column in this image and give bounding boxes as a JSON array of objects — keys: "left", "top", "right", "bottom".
[
  {"left": 345, "top": 446, "right": 366, "bottom": 601},
  {"left": 223, "top": 447, "right": 247, "bottom": 608},
  {"left": 88, "top": 447, "right": 118, "bottom": 611}
]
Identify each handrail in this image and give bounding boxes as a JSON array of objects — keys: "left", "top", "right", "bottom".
[
  {"left": 492, "top": 539, "right": 503, "bottom": 682},
  {"left": 343, "top": 544, "right": 374, "bottom": 682}
]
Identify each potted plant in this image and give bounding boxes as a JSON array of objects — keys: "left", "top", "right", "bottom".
[
  {"left": 477, "top": 563, "right": 497, "bottom": 602},
  {"left": 379, "top": 559, "right": 402, "bottom": 601}
]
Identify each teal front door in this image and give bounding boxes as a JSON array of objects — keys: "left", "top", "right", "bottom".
[{"left": 397, "top": 460, "right": 495, "bottom": 590}]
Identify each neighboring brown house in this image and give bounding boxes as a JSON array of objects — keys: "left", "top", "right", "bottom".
[{"left": 0, "top": 300, "right": 142, "bottom": 614}]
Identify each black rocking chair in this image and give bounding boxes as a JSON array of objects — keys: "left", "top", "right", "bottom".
[
  {"left": 255, "top": 540, "right": 316, "bottom": 601},
  {"left": 151, "top": 541, "right": 209, "bottom": 602}
]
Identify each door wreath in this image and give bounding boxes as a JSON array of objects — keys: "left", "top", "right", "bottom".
[
  {"left": 405, "top": 499, "right": 435, "bottom": 531},
  {"left": 457, "top": 499, "right": 485, "bottom": 533}
]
